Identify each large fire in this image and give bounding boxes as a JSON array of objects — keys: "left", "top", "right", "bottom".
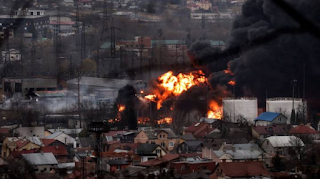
[
  {"left": 145, "top": 70, "right": 207, "bottom": 109},
  {"left": 157, "top": 117, "right": 173, "bottom": 124},
  {"left": 142, "top": 70, "right": 224, "bottom": 124},
  {"left": 207, "top": 101, "right": 223, "bottom": 119}
]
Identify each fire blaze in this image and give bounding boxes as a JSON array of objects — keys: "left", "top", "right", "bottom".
[
  {"left": 145, "top": 70, "right": 207, "bottom": 109},
  {"left": 118, "top": 105, "right": 125, "bottom": 112},
  {"left": 157, "top": 117, "right": 173, "bottom": 124},
  {"left": 207, "top": 101, "right": 223, "bottom": 119},
  {"left": 228, "top": 80, "right": 236, "bottom": 86}
]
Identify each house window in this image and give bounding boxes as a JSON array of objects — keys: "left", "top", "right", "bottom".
[
  {"left": 161, "top": 142, "right": 165, "bottom": 148},
  {"left": 156, "top": 149, "right": 161, "bottom": 154},
  {"left": 159, "top": 135, "right": 162, "bottom": 138},
  {"left": 37, "top": 12, "right": 40, "bottom": 15},
  {"left": 169, "top": 141, "right": 174, "bottom": 147}
]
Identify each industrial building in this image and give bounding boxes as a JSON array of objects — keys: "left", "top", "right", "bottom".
[
  {"left": 67, "top": 77, "right": 147, "bottom": 104},
  {"left": 266, "top": 98, "right": 306, "bottom": 120},
  {"left": 2, "top": 77, "right": 58, "bottom": 99},
  {"left": 222, "top": 97, "right": 258, "bottom": 123}
]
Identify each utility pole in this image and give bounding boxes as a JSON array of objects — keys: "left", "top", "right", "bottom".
[{"left": 80, "top": 16, "right": 87, "bottom": 61}]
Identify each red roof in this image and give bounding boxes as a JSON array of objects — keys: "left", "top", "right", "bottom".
[
  {"left": 138, "top": 154, "right": 180, "bottom": 167},
  {"left": 41, "top": 139, "right": 57, "bottom": 146},
  {"left": 0, "top": 128, "right": 9, "bottom": 134},
  {"left": 196, "top": 127, "right": 216, "bottom": 138},
  {"left": 185, "top": 122, "right": 208, "bottom": 133},
  {"left": 11, "top": 149, "right": 38, "bottom": 158},
  {"left": 289, "top": 125, "right": 319, "bottom": 134},
  {"left": 15, "top": 139, "right": 30, "bottom": 149},
  {"left": 216, "top": 161, "right": 269, "bottom": 178},
  {"left": 252, "top": 125, "right": 290, "bottom": 135},
  {"left": 41, "top": 146, "right": 68, "bottom": 156}
]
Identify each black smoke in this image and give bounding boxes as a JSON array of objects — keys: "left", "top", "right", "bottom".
[{"left": 189, "top": 0, "right": 320, "bottom": 109}]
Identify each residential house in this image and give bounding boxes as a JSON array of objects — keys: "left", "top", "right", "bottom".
[
  {"left": 261, "top": 136, "right": 304, "bottom": 156},
  {"left": 137, "top": 154, "right": 180, "bottom": 171},
  {"left": 211, "top": 161, "right": 269, "bottom": 179},
  {"left": 104, "top": 130, "right": 127, "bottom": 142},
  {"left": 185, "top": 122, "right": 217, "bottom": 139},
  {"left": 210, "top": 143, "right": 263, "bottom": 163},
  {"left": 176, "top": 141, "right": 203, "bottom": 154},
  {"left": 117, "top": 166, "right": 146, "bottom": 178},
  {"left": 107, "top": 143, "right": 139, "bottom": 154},
  {"left": 136, "top": 143, "right": 166, "bottom": 162},
  {"left": 40, "top": 145, "right": 69, "bottom": 162},
  {"left": 45, "top": 132, "right": 75, "bottom": 145},
  {"left": 121, "top": 131, "right": 137, "bottom": 143},
  {"left": 254, "top": 112, "right": 287, "bottom": 126},
  {"left": 1, "top": 137, "right": 43, "bottom": 157},
  {"left": 22, "top": 153, "right": 58, "bottom": 173},
  {"left": 46, "top": 128, "right": 82, "bottom": 138},
  {"left": 106, "top": 159, "right": 130, "bottom": 173},
  {"left": 172, "top": 160, "right": 215, "bottom": 175},
  {"left": 252, "top": 124, "right": 291, "bottom": 139},
  {"left": 41, "top": 139, "right": 66, "bottom": 147},
  {"left": 13, "top": 126, "right": 45, "bottom": 138},
  {"left": 62, "top": 0, "right": 74, "bottom": 7},
  {"left": 179, "top": 133, "right": 197, "bottom": 141},
  {"left": 134, "top": 128, "right": 180, "bottom": 152},
  {"left": 289, "top": 124, "right": 320, "bottom": 140},
  {"left": 196, "top": 1, "right": 212, "bottom": 11}
]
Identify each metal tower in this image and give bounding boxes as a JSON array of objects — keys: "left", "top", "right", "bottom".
[
  {"left": 80, "top": 155, "right": 86, "bottom": 179},
  {"left": 110, "top": 17, "right": 116, "bottom": 59},
  {"left": 54, "top": 4, "right": 62, "bottom": 79},
  {"left": 101, "top": 0, "right": 109, "bottom": 39},
  {"left": 88, "top": 121, "right": 109, "bottom": 179},
  {"left": 201, "top": 13, "right": 206, "bottom": 29}
]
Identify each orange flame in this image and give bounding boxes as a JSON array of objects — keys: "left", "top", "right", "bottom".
[
  {"left": 228, "top": 80, "right": 236, "bottom": 86},
  {"left": 207, "top": 101, "right": 223, "bottom": 119},
  {"left": 138, "top": 117, "right": 150, "bottom": 124},
  {"left": 118, "top": 105, "right": 125, "bottom": 112},
  {"left": 144, "top": 70, "right": 207, "bottom": 109},
  {"left": 224, "top": 69, "right": 233, "bottom": 75},
  {"left": 144, "top": 94, "right": 157, "bottom": 102},
  {"left": 157, "top": 117, "right": 173, "bottom": 124}
]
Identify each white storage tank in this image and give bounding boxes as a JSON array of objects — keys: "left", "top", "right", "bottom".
[
  {"left": 222, "top": 97, "right": 258, "bottom": 123},
  {"left": 266, "top": 98, "right": 306, "bottom": 120}
]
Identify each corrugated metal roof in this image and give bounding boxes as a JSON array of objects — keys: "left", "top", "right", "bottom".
[
  {"left": 213, "top": 149, "right": 262, "bottom": 159},
  {"left": 254, "top": 112, "right": 281, "bottom": 122},
  {"left": 265, "top": 136, "right": 304, "bottom": 147},
  {"left": 45, "top": 132, "right": 63, "bottom": 139},
  {"left": 22, "top": 153, "right": 58, "bottom": 165}
]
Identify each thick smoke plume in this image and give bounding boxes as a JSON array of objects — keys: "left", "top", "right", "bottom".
[{"left": 189, "top": 0, "right": 320, "bottom": 107}]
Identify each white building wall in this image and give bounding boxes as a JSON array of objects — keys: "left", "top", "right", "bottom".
[
  {"left": 266, "top": 98, "right": 305, "bottom": 121},
  {"left": 222, "top": 98, "right": 258, "bottom": 123}
]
